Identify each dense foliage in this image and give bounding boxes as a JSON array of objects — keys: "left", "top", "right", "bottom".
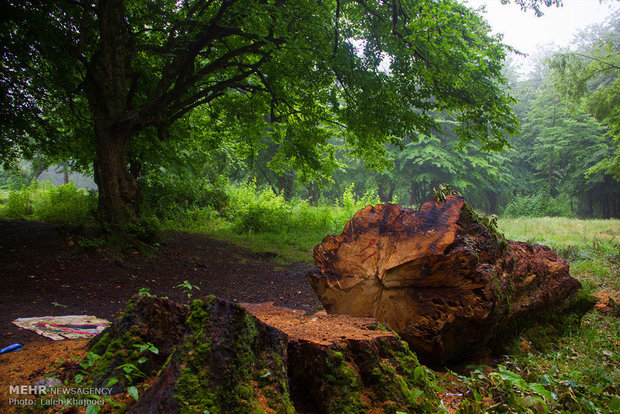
[
  {"left": 549, "top": 10, "right": 620, "bottom": 179},
  {"left": 1, "top": 0, "right": 521, "bottom": 230},
  {"left": 0, "top": 1, "right": 617, "bottom": 222}
]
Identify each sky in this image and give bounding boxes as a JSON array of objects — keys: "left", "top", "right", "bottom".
[{"left": 461, "top": 0, "right": 620, "bottom": 73}]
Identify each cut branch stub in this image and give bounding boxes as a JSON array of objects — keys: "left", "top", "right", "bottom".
[{"left": 308, "top": 195, "right": 586, "bottom": 364}]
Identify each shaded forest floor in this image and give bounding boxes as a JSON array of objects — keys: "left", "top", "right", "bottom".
[{"left": 0, "top": 219, "right": 320, "bottom": 346}]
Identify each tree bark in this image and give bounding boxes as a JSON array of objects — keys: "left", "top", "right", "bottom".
[
  {"left": 92, "top": 126, "right": 141, "bottom": 230},
  {"left": 548, "top": 149, "right": 554, "bottom": 195},
  {"left": 486, "top": 190, "right": 497, "bottom": 214},
  {"left": 378, "top": 181, "right": 395, "bottom": 203},
  {"left": 277, "top": 171, "right": 295, "bottom": 200},
  {"left": 408, "top": 181, "right": 418, "bottom": 206},
  {"left": 307, "top": 181, "right": 321, "bottom": 206},
  {"left": 307, "top": 196, "right": 592, "bottom": 364}
]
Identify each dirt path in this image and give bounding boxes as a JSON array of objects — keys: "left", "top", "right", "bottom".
[
  {"left": 0, "top": 219, "right": 324, "bottom": 411},
  {"left": 0, "top": 219, "right": 320, "bottom": 345}
]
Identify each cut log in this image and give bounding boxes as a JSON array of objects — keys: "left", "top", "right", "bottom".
[
  {"left": 85, "top": 295, "right": 441, "bottom": 413},
  {"left": 307, "top": 195, "right": 593, "bottom": 364},
  {"left": 243, "top": 302, "right": 439, "bottom": 413}
]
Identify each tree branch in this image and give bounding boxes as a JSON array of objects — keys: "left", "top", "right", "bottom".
[{"left": 573, "top": 52, "right": 620, "bottom": 71}]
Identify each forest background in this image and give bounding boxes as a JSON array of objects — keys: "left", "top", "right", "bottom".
[{"left": 1, "top": 3, "right": 618, "bottom": 227}]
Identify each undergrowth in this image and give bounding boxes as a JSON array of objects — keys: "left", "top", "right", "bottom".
[
  {"left": 156, "top": 181, "right": 381, "bottom": 263},
  {"left": 1, "top": 181, "right": 619, "bottom": 413},
  {"left": 0, "top": 181, "right": 97, "bottom": 226}
]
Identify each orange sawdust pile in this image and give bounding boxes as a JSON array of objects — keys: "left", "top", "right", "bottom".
[
  {"left": 243, "top": 302, "right": 397, "bottom": 345},
  {"left": 0, "top": 339, "right": 89, "bottom": 412}
]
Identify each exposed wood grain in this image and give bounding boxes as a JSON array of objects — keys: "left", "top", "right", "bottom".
[{"left": 308, "top": 195, "right": 585, "bottom": 364}]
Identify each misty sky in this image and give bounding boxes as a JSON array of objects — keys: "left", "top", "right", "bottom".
[{"left": 463, "top": 0, "right": 619, "bottom": 73}]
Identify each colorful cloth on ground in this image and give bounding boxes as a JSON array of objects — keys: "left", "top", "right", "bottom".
[{"left": 12, "top": 315, "right": 110, "bottom": 340}]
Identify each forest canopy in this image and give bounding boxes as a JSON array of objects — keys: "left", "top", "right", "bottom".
[
  {"left": 1, "top": 0, "right": 618, "bottom": 225},
  {"left": 0, "top": 0, "right": 523, "bottom": 230}
]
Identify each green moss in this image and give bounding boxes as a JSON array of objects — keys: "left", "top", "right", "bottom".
[
  {"left": 367, "top": 321, "right": 391, "bottom": 331},
  {"left": 367, "top": 339, "right": 441, "bottom": 412},
  {"left": 369, "top": 361, "right": 407, "bottom": 402},
  {"left": 520, "top": 325, "right": 557, "bottom": 352},
  {"left": 82, "top": 295, "right": 171, "bottom": 392},
  {"left": 321, "top": 349, "right": 366, "bottom": 413},
  {"left": 565, "top": 288, "right": 597, "bottom": 315},
  {"left": 86, "top": 328, "right": 150, "bottom": 390},
  {"left": 121, "top": 295, "right": 137, "bottom": 318},
  {"left": 311, "top": 338, "right": 441, "bottom": 413},
  {"left": 175, "top": 369, "right": 220, "bottom": 414},
  {"left": 173, "top": 298, "right": 294, "bottom": 414},
  {"left": 89, "top": 332, "right": 110, "bottom": 355}
]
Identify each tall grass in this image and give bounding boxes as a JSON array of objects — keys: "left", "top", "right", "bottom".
[
  {"left": 0, "top": 181, "right": 97, "bottom": 226},
  {"left": 499, "top": 217, "right": 619, "bottom": 247},
  {"left": 161, "top": 182, "right": 380, "bottom": 262}
]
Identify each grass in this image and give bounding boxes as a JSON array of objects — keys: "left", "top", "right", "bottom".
[
  {"left": 157, "top": 182, "right": 379, "bottom": 264},
  {"left": 0, "top": 181, "right": 97, "bottom": 226},
  {"left": 499, "top": 217, "right": 620, "bottom": 249}
]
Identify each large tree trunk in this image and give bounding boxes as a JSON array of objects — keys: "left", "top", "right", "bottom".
[
  {"left": 93, "top": 126, "right": 141, "bottom": 230},
  {"left": 378, "top": 181, "right": 395, "bottom": 203},
  {"left": 307, "top": 195, "right": 592, "bottom": 364},
  {"left": 85, "top": 0, "right": 142, "bottom": 231},
  {"left": 409, "top": 181, "right": 417, "bottom": 206},
  {"left": 486, "top": 190, "right": 498, "bottom": 214},
  {"left": 277, "top": 171, "right": 295, "bottom": 200},
  {"left": 307, "top": 181, "right": 321, "bottom": 206}
]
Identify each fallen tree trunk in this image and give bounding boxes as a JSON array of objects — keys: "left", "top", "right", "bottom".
[
  {"left": 85, "top": 295, "right": 441, "bottom": 413},
  {"left": 307, "top": 195, "right": 593, "bottom": 364}
]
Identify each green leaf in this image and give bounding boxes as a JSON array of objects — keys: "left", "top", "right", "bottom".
[
  {"left": 86, "top": 405, "right": 100, "bottom": 414},
  {"left": 413, "top": 366, "right": 425, "bottom": 381},
  {"left": 106, "top": 377, "right": 119, "bottom": 387},
  {"left": 528, "top": 382, "right": 553, "bottom": 402},
  {"left": 411, "top": 389, "right": 424, "bottom": 400},
  {"left": 127, "top": 385, "right": 140, "bottom": 401}
]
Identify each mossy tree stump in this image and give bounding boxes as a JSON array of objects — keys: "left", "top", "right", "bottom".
[
  {"left": 85, "top": 295, "right": 441, "bottom": 413},
  {"left": 307, "top": 195, "right": 592, "bottom": 364}
]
